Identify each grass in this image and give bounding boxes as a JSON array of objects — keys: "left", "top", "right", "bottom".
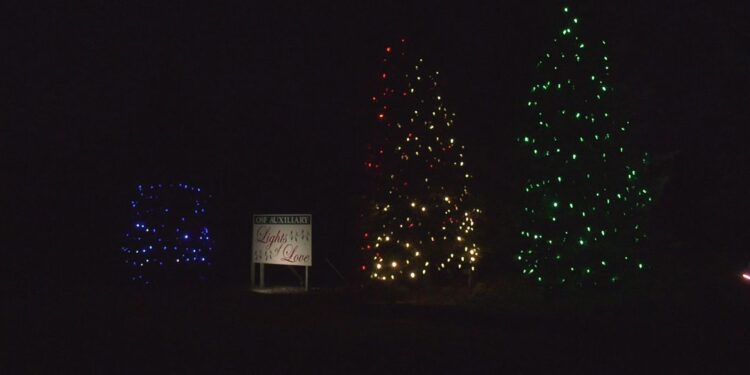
[{"left": 3, "top": 265, "right": 748, "bottom": 373}]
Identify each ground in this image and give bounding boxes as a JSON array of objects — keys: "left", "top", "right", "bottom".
[{"left": 3, "top": 278, "right": 749, "bottom": 373}]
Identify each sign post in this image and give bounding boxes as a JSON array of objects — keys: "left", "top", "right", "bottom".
[{"left": 251, "top": 214, "right": 312, "bottom": 291}]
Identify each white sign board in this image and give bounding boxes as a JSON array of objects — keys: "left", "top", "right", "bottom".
[{"left": 252, "top": 214, "right": 312, "bottom": 266}]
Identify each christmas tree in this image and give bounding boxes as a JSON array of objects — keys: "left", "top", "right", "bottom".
[
  {"left": 122, "top": 183, "right": 214, "bottom": 284},
  {"left": 361, "top": 39, "right": 480, "bottom": 283},
  {"left": 517, "top": 6, "right": 652, "bottom": 287}
]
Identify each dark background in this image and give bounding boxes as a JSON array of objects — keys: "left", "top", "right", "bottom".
[{"left": 3, "top": 0, "right": 749, "bottom": 288}]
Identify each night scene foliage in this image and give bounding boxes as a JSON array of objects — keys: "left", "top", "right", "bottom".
[
  {"left": 517, "top": 6, "right": 652, "bottom": 287},
  {"left": 361, "top": 39, "right": 481, "bottom": 283},
  {"left": 122, "top": 183, "right": 214, "bottom": 284}
]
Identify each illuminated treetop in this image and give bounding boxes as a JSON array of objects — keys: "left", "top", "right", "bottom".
[
  {"left": 517, "top": 6, "right": 652, "bottom": 287},
  {"left": 361, "top": 39, "right": 480, "bottom": 284}
]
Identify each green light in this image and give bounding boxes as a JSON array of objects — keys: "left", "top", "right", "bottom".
[{"left": 519, "top": 4, "right": 650, "bottom": 286}]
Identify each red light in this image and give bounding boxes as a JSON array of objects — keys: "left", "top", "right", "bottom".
[
  {"left": 382, "top": 73, "right": 387, "bottom": 79},
  {"left": 743, "top": 273, "right": 750, "bottom": 281},
  {"left": 360, "top": 265, "right": 366, "bottom": 271},
  {"left": 378, "top": 113, "right": 384, "bottom": 120},
  {"left": 401, "top": 38, "right": 406, "bottom": 43},
  {"left": 385, "top": 47, "right": 392, "bottom": 53},
  {"left": 371, "top": 96, "right": 377, "bottom": 102},
  {"left": 364, "top": 232, "right": 369, "bottom": 238}
]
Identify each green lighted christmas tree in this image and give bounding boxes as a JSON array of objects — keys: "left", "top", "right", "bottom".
[
  {"left": 517, "top": 6, "right": 652, "bottom": 287},
  {"left": 361, "top": 39, "right": 481, "bottom": 283}
]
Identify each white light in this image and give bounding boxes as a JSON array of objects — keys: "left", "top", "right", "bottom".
[{"left": 742, "top": 273, "right": 750, "bottom": 281}]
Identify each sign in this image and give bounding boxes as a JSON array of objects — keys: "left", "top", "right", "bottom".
[{"left": 252, "top": 214, "right": 312, "bottom": 266}]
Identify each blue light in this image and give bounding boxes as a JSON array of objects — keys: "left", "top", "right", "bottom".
[{"left": 123, "top": 183, "right": 214, "bottom": 284}]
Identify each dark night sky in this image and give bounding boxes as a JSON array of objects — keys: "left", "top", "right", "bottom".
[{"left": 4, "top": 1, "right": 749, "bottom": 286}]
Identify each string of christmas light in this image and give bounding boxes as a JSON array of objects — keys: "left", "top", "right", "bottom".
[
  {"left": 361, "top": 39, "right": 481, "bottom": 283},
  {"left": 517, "top": 6, "right": 652, "bottom": 286},
  {"left": 122, "top": 183, "right": 214, "bottom": 284}
]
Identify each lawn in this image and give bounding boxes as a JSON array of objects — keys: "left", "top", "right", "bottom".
[{"left": 5, "top": 276, "right": 748, "bottom": 373}]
